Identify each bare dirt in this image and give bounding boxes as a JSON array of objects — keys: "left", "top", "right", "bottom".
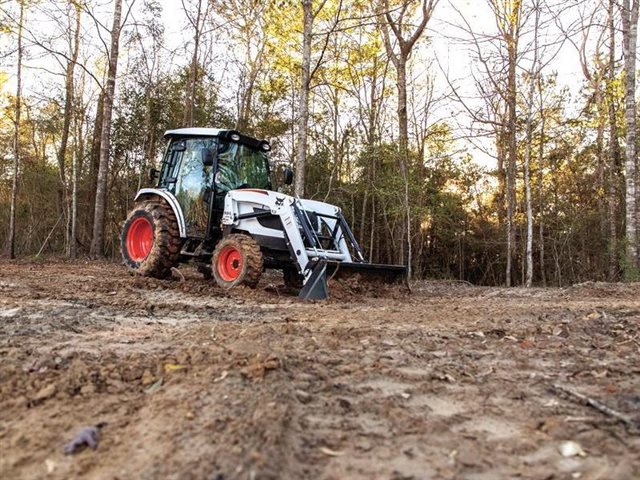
[{"left": 1, "top": 260, "right": 640, "bottom": 480}]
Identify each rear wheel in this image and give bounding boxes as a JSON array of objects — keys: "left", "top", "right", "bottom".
[
  {"left": 121, "top": 200, "right": 182, "bottom": 278},
  {"left": 212, "top": 234, "right": 263, "bottom": 289}
]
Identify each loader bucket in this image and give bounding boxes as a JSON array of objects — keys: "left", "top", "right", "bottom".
[{"left": 298, "top": 260, "right": 408, "bottom": 300}]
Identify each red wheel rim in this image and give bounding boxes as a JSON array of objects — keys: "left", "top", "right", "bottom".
[
  {"left": 126, "top": 217, "right": 153, "bottom": 261},
  {"left": 217, "top": 246, "right": 243, "bottom": 281}
]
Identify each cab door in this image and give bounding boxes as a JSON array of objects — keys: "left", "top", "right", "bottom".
[{"left": 170, "top": 137, "right": 216, "bottom": 238}]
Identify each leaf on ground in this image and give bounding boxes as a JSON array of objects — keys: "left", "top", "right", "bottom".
[
  {"left": 145, "top": 378, "right": 163, "bottom": 394},
  {"left": 164, "top": 363, "right": 186, "bottom": 373},
  {"left": 584, "top": 311, "right": 601, "bottom": 320}
]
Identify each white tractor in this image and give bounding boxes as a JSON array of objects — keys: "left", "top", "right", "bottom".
[{"left": 120, "top": 128, "right": 406, "bottom": 299}]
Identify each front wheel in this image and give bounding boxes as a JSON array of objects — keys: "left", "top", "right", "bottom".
[
  {"left": 121, "top": 200, "right": 182, "bottom": 278},
  {"left": 212, "top": 234, "right": 263, "bottom": 289}
]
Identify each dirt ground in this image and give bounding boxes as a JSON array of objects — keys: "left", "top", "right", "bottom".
[{"left": 1, "top": 260, "right": 639, "bottom": 480}]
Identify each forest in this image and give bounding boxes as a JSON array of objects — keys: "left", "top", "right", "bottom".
[
  {"left": 3, "top": 3, "right": 640, "bottom": 478},
  {"left": 1, "top": 0, "right": 639, "bottom": 287}
]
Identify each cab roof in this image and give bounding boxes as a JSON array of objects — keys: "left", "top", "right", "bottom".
[
  {"left": 163, "top": 128, "right": 270, "bottom": 151},
  {"left": 164, "top": 128, "right": 225, "bottom": 138}
]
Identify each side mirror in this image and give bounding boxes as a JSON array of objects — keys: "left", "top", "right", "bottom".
[
  {"left": 201, "top": 149, "right": 215, "bottom": 166},
  {"left": 148, "top": 167, "right": 159, "bottom": 181},
  {"left": 284, "top": 166, "right": 293, "bottom": 186}
]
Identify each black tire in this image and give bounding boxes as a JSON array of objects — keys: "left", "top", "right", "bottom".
[
  {"left": 212, "top": 234, "right": 263, "bottom": 289},
  {"left": 121, "top": 200, "right": 182, "bottom": 278},
  {"left": 283, "top": 266, "right": 303, "bottom": 289}
]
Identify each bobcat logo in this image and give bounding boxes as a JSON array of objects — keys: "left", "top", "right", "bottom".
[{"left": 275, "top": 196, "right": 285, "bottom": 206}]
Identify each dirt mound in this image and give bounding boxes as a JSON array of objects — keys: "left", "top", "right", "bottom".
[
  {"left": 326, "top": 275, "right": 410, "bottom": 301},
  {"left": 568, "top": 280, "right": 640, "bottom": 298}
]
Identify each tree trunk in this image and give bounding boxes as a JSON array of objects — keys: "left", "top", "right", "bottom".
[
  {"left": 622, "top": 0, "right": 639, "bottom": 276},
  {"left": 537, "top": 88, "right": 546, "bottom": 286},
  {"left": 7, "top": 1, "right": 24, "bottom": 259},
  {"left": 396, "top": 58, "right": 409, "bottom": 156},
  {"left": 379, "top": 0, "right": 437, "bottom": 278},
  {"left": 487, "top": 0, "right": 522, "bottom": 286},
  {"left": 294, "top": 0, "right": 313, "bottom": 197},
  {"left": 64, "top": 4, "right": 81, "bottom": 257},
  {"left": 70, "top": 145, "right": 78, "bottom": 259},
  {"left": 89, "top": 90, "right": 105, "bottom": 234},
  {"left": 524, "top": 2, "right": 540, "bottom": 287},
  {"left": 608, "top": 0, "right": 619, "bottom": 280},
  {"left": 396, "top": 57, "right": 412, "bottom": 279},
  {"left": 495, "top": 124, "right": 507, "bottom": 230},
  {"left": 505, "top": 38, "right": 518, "bottom": 286},
  {"left": 524, "top": 89, "right": 535, "bottom": 287},
  {"left": 183, "top": 0, "right": 203, "bottom": 128},
  {"left": 236, "top": 35, "right": 264, "bottom": 132},
  {"left": 90, "top": 0, "right": 122, "bottom": 258},
  {"left": 75, "top": 73, "right": 87, "bottom": 247}
]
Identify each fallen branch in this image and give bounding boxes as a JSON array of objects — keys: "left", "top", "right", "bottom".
[{"left": 551, "top": 383, "right": 640, "bottom": 434}]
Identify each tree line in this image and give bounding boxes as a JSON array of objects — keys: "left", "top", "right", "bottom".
[{"left": 0, "top": 0, "right": 639, "bottom": 286}]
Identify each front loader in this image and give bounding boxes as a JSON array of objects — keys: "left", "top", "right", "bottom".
[{"left": 121, "top": 128, "right": 406, "bottom": 299}]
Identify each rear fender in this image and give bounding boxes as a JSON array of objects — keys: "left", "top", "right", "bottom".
[{"left": 134, "top": 188, "right": 186, "bottom": 238}]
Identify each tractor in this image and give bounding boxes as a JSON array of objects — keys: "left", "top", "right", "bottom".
[{"left": 120, "top": 128, "right": 406, "bottom": 299}]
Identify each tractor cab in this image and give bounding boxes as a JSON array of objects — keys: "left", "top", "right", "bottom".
[{"left": 153, "top": 128, "right": 274, "bottom": 240}]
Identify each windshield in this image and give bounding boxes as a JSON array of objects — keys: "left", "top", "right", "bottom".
[{"left": 215, "top": 142, "right": 271, "bottom": 193}]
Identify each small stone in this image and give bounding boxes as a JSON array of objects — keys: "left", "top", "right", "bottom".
[
  {"left": 80, "top": 384, "right": 96, "bottom": 396},
  {"left": 33, "top": 384, "right": 56, "bottom": 402},
  {"left": 456, "top": 449, "right": 480, "bottom": 467},
  {"left": 45, "top": 458, "right": 57, "bottom": 474},
  {"left": 141, "top": 370, "right": 155, "bottom": 386},
  {"left": 295, "top": 389, "right": 312, "bottom": 404},
  {"left": 559, "top": 441, "right": 586, "bottom": 458}
]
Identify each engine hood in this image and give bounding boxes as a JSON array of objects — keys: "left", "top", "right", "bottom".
[
  {"left": 231, "top": 188, "right": 341, "bottom": 215},
  {"left": 221, "top": 188, "right": 343, "bottom": 227}
]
